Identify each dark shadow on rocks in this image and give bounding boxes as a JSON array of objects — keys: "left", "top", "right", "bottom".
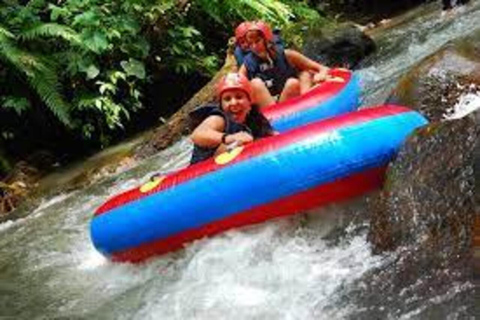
[
  {"left": 302, "top": 23, "right": 377, "bottom": 70},
  {"left": 319, "top": 0, "right": 434, "bottom": 24}
]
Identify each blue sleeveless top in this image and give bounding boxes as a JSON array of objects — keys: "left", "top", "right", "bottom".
[
  {"left": 243, "top": 45, "right": 297, "bottom": 96},
  {"left": 189, "top": 104, "right": 273, "bottom": 165}
]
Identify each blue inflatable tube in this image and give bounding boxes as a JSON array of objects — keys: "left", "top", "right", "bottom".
[{"left": 91, "top": 105, "right": 427, "bottom": 263}]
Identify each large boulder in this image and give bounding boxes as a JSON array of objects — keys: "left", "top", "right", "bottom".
[
  {"left": 368, "top": 116, "right": 478, "bottom": 257},
  {"left": 386, "top": 29, "right": 480, "bottom": 121},
  {"left": 302, "top": 23, "right": 376, "bottom": 69},
  {"left": 367, "top": 29, "right": 480, "bottom": 285},
  {"left": 337, "top": 115, "right": 479, "bottom": 319}
]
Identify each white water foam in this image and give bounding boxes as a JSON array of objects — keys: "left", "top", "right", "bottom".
[
  {"left": 0, "top": 192, "right": 75, "bottom": 233},
  {"left": 130, "top": 220, "right": 385, "bottom": 320},
  {"left": 444, "top": 91, "right": 480, "bottom": 120}
]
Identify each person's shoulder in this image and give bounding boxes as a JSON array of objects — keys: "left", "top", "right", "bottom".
[
  {"left": 283, "top": 49, "right": 306, "bottom": 63},
  {"left": 189, "top": 103, "right": 224, "bottom": 129},
  {"left": 242, "top": 52, "right": 259, "bottom": 74},
  {"left": 283, "top": 48, "right": 299, "bottom": 56}
]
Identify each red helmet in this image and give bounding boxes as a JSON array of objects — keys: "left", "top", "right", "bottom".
[
  {"left": 217, "top": 73, "right": 252, "bottom": 101},
  {"left": 235, "top": 21, "right": 251, "bottom": 42},
  {"left": 247, "top": 21, "right": 274, "bottom": 42}
]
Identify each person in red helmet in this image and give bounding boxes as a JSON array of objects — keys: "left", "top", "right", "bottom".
[
  {"left": 235, "top": 22, "right": 251, "bottom": 49},
  {"left": 239, "top": 21, "right": 330, "bottom": 108},
  {"left": 234, "top": 21, "right": 285, "bottom": 68},
  {"left": 233, "top": 22, "right": 251, "bottom": 67},
  {"left": 189, "top": 73, "right": 274, "bottom": 164}
]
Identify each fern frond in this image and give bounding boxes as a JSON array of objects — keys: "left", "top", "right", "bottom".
[
  {"left": 21, "top": 23, "right": 84, "bottom": 48},
  {"left": 28, "top": 72, "right": 73, "bottom": 127},
  {"left": 0, "top": 26, "right": 15, "bottom": 39},
  {"left": 233, "top": 0, "right": 293, "bottom": 23},
  {"left": 195, "top": 0, "right": 294, "bottom": 25},
  {"left": 1, "top": 26, "right": 73, "bottom": 127}
]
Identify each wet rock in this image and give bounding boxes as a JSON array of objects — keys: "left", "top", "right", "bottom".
[
  {"left": 386, "top": 29, "right": 480, "bottom": 121},
  {"left": 335, "top": 244, "right": 476, "bottom": 319},
  {"left": 369, "top": 115, "right": 477, "bottom": 257},
  {"left": 356, "top": 31, "right": 480, "bottom": 312},
  {"left": 335, "top": 114, "right": 479, "bottom": 319},
  {"left": 302, "top": 23, "right": 376, "bottom": 70},
  {"left": 371, "top": 28, "right": 480, "bottom": 260},
  {"left": 0, "top": 161, "right": 42, "bottom": 220}
]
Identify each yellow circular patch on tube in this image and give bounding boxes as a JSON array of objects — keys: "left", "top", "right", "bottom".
[
  {"left": 140, "top": 176, "right": 165, "bottom": 193},
  {"left": 215, "top": 146, "right": 244, "bottom": 165}
]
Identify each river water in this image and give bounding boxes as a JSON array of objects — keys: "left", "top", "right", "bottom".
[{"left": 1, "top": 2, "right": 480, "bottom": 319}]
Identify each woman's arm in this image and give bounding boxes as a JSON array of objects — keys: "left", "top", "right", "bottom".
[
  {"left": 285, "top": 49, "right": 329, "bottom": 75},
  {"left": 214, "top": 131, "right": 254, "bottom": 155},
  {"left": 190, "top": 115, "right": 226, "bottom": 147},
  {"left": 191, "top": 115, "right": 254, "bottom": 150}
]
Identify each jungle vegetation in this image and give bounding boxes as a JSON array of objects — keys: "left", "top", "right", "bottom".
[{"left": 0, "top": 0, "right": 326, "bottom": 175}]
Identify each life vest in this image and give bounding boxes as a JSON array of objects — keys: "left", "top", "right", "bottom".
[
  {"left": 243, "top": 44, "right": 297, "bottom": 96},
  {"left": 189, "top": 104, "right": 272, "bottom": 165},
  {"left": 234, "top": 46, "right": 248, "bottom": 67}
]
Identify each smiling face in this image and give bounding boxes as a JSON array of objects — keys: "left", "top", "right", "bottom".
[
  {"left": 246, "top": 31, "right": 268, "bottom": 58},
  {"left": 220, "top": 89, "right": 251, "bottom": 123}
]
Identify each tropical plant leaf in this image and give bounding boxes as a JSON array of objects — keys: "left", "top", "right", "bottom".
[
  {"left": 0, "top": 25, "right": 73, "bottom": 127},
  {"left": 120, "top": 59, "right": 146, "bottom": 79},
  {"left": 0, "top": 26, "right": 14, "bottom": 39},
  {"left": 195, "top": 0, "right": 294, "bottom": 24},
  {"left": 84, "top": 64, "right": 100, "bottom": 79},
  {"left": 28, "top": 64, "right": 73, "bottom": 127},
  {"left": 73, "top": 11, "right": 100, "bottom": 28},
  {"left": 48, "top": 4, "right": 71, "bottom": 21},
  {"left": 81, "top": 30, "right": 109, "bottom": 53},
  {"left": 1, "top": 96, "right": 31, "bottom": 115},
  {"left": 21, "top": 23, "right": 84, "bottom": 48}
]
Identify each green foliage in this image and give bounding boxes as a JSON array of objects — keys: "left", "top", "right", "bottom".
[
  {"left": 1, "top": 96, "right": 31, "bottom": 115},
  {"left": 0, "top": 151, "right": 11, "bottom": 176},
  {"left": 194, "top": 0, "right": 293, "bottom": 24},
  {"left": 0, "top": 24, "right": 73, "bottom": 127},
  {"left": 0, "top": 0, "right": 326, "bottom": 152},
  {"left": 21, "top": 23, "right": 83, "bottom": 47},
  {"left": 163, "top": 25, "right": 217, "bottom": 74},
  {"left": 121, "top": 59, "right": 146, "bottom": 80}
]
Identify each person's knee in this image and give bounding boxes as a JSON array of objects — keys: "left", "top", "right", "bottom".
[
  {"left": 284, "top": 78, "right": 300, "bottom": 92},
  {"left": 251, "top": 78, "right": 267, "bottom": 91},
  {"left": 298, "top": 71, "right": 312, "bottom": 81},
  {"left": 251, "top": 78, "right": 274, "bottom": 107}
]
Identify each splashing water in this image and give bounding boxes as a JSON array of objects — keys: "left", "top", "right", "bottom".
[{"left": 444, "top": 91, "right": 480, "bottom": 119}]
